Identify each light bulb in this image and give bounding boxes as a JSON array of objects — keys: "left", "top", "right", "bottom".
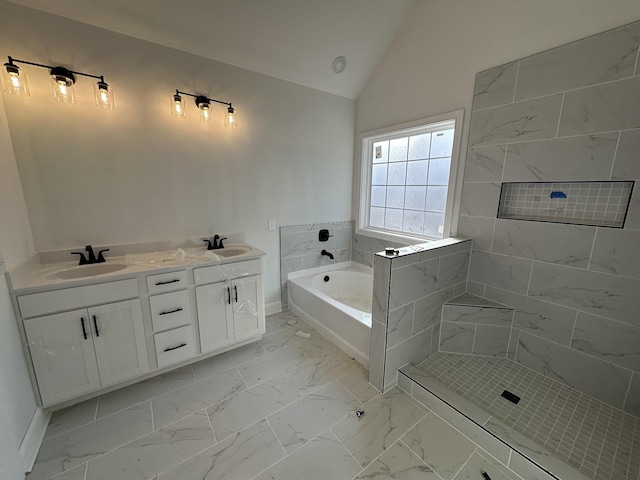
[
  {"left": 94, "top": 80, "right": 115, "bottom": 109},
  {"left": 171, "top": 94, "right": 186, "bottom": 119},
  {"left": 2, "top": 62, "right": 30, "bottom": 96},
  {"left": 51, "top": 68, "right": 76, "bottom": 103},
  {"left": 58, "top": 82, "right": 67, "bottom": 96},
  {"left": 197, "top": 97, "right": 212, "bottom": 124},
  {"left": 225, "top": 106, "right": 237, "bottom": 128}
]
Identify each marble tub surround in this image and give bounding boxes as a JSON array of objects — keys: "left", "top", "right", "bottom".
[
  {"left": 458, "top": 19, "right": 640, "bottom": 416},
  {"left": 368, "top": 237, "right": 471, "bottom": 392},
  {"left": 279, "top": 221, "right": 353, "bottom": 309},
  {"left": 351, "top": 233, "right": 408, "bottom": 268},
  {"left": 29, "top": 311, "right": 530, "bottom": 480}
]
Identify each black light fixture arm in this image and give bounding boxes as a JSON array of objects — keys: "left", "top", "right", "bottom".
[
  {"left": 175, "top": 89, "right": 232, "bottom": 107},
  {"left": 7, "top": 56, "right": 106, "bottom": 82}
]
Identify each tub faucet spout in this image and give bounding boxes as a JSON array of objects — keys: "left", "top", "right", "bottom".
[{"left": 321, "top": 249, "right": 334, "bottom": 260}]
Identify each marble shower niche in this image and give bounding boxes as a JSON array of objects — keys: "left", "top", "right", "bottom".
[{"left": 404, "top": 18, "right": 640, "bottom": 480}]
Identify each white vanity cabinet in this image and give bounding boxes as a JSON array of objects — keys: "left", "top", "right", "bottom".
[
  {"left": 18, "top": 279, "right": 149, "bottom": 406},
  {"left": 195, "top": 259, "right": 265, "bottom": 353}
]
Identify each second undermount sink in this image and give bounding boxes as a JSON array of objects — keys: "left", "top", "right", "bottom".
[
  {"left": 49, "top": 263, "right": 128, "bottom": 280},
  {"left": 214, "top": 246, "right": 252, "bottom": 258}
]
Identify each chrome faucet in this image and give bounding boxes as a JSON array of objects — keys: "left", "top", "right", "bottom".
[
  {"left": 71, "top": 245, "right": 109, "bottom": 265},
  {"left": 321, "top": 249, "right": 334, "bottom": 260}
]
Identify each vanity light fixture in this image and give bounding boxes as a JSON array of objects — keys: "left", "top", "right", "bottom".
[
  {"left": 172, "top": 89, "right": 236, "bottom": 127},
  {"left": 1, "top": 56, "right": 114, "bottom": 109}
]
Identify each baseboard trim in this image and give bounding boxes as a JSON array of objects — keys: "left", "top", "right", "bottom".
[
  {"left": 19, "top": 407, "right": 50, "bottom": 472},
  {"left": 265, "top": 301, "right": 282, "bottom": 316}
]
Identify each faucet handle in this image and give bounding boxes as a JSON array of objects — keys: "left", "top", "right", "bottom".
[
  {"left": 218, "top": 237, "right": 227, "bottom": 249},
  {"left": 202, "top": 239, "right": 214, "bottom": 250},
  {"left": 70, "top": 251, "right": 89, "bottom": 265},
  {"left": 97, "top": 249, "right": 110, "bottom": 263}
]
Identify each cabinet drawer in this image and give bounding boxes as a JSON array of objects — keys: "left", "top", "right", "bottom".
[
  {"left": 154, "top": 325, "right": 196, "bottom": 369},
  {"left": 194, "top": 259, "right": 261, "bottom": 285},
  {"left": 18, "top": 279, "right": 139, "bottom": 319},
  {"left": 149, "top": 290, "right": 191, "bottom": 332},
  {"left": 146, "top": 270, "right": 188, "bottom": 294}
]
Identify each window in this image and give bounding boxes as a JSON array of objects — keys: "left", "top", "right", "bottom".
[{"left": 357, "top": 110, "right": 464, "bottom": 242}]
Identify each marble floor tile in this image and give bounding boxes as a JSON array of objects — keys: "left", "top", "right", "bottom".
[
  {"left": 332, "top": 388, "right": 427, "bottom": 468},
  {"left": 85, "top": 411, "right": 216, "bottom": 480},
  {"left": 264, "top": 311, "right": 300, "bottom": 335},
  {"left": 402, "top": 413, "right": 476, "bottom": 480},
  {"left": 207, "top": 376, "right": 300, "bottom": 441},
  {"left": 288, "top": 348, "right": 361, "bottom": 395},
  {"left": 152, "top": 367, "right": 246, "bottom": 429},
  {"left": 354, "top": 441, "right": 440, "bottom": 480},
  {"left": 47, "top": 464, "right": 87, "bottom": 480},
  {"left": 29, "top": 403, "right": 153, "bottom": 480},
  {"left": 158, "top": 420, "right": 285, "bottom": 480},
  {"left": 453, "top": 451, "right": 519, "bottom": 480},
  {"left": 191, "top": 342, "right": 267, "bottom": 381},
  {"left": 267, "top": 381, "right": 360, "bottom": 454},
  {"left": 237, "top": 343, "right": 323, "bottom": 388},
  {"left": 259, "top": 327, "right": 303, "bottom": 353},
  {"left": 255, "top": 429, "right": 361, "bottom": 480},
  {"left": 337, "top": 363, "right": 381, "bottom": 404},
  {"left": 45, "top": 398, "right": 97, "bottom": 439},
  {"left": 96, "top": 365, "right": 196, "bottom": 418}
]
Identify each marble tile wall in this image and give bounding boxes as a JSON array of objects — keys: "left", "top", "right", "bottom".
[
  {"left": 279, "top": 221, "right": 353, "bottom": 308},
  {"left": 458, "top": 19, "right": 640, "bottom": 415},
  {"left": 368, "top": 238, "right": 472, "bottom": 392}
]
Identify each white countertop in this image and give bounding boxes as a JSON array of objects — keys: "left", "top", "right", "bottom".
[{"left": 8, "top": 243, "right": 266, "bottom": 293}]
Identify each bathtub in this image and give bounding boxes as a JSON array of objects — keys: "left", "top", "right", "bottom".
[{"left": 287, "top": 262, "right": 372, "bottom": 366}]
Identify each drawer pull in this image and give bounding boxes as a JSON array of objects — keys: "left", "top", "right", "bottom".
[
  {"left": 158, "top": 307, "right": 183, "bottom": 316},
  {"left": 80, "top": 317, "right": 88, "bottom": 340},
  {"left": 164, "top": 343, "right": 187, "bottom": 352},
  {"left": 234, "top": 285, "right": 238, "bottom": 302},
  {"left": 93, "top": 315, "right": 100, "bottom": 337},
  {"left": 227, "top": 287, "right": 231, "bottom": 305},
  {"left": 155, "top": 279, "right": 180, "bottom": 286}
]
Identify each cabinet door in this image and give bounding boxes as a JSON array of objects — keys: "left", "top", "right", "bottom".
[
  {"left": 24, "top": 309, "right": 101, "bottom": 406},
  {"left": 196, "top": 282, "right": 234, "bottom": 353},
  {"left": 232, "top": 275, "right": 264, "bottom": 341},
  {"left": 89, "top": 300, "right": 149, "bottom": 386}
]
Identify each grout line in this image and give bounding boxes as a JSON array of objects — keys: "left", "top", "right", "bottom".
[
  {"left": 264, "top": 416, "right": 288, "bottom": 456},
  {"left": 568, "top": 310, "right": 579, "bottom": 347},
  {"left": 93, "top": 397, "right": 100, "bottom": 421},
  {"left": 634, "top": 46, "right": 640, "bottom": 76},
  {"left": 330, "top": 427, "right": 363, "bottom": 473},
  {"left": 586, "top": 227, "right": 599, "bottom": 271},
  {"left": 555, "top": 93, "right": 566, "bottom": 138},
  {"left": 609, "top": 131, "right": 622, "bottom": 180},
  {"left": 205, "top": 407, "right": 217, "bottom": 444},
  {"left": 512, "top": 61, "right": 521, "bottom": 103},
  {"left": 150, "top": 398, "right": 155, "bottom": 432}
]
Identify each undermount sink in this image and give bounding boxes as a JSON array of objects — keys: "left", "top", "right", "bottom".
[
  {"left": 214, "top": 246, "right": 252, "bottom": 258},
  {"left": 49, "top": 263, "right": 128, "bottom": 280}
]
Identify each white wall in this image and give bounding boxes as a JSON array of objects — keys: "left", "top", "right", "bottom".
[
  {"left": 0, "top": 90, "right": 38, "bottom": 478},
  {"left": 356, "top": 0, "right": 640, "bottom": 142},
  {"left": 0, "top": 1, "right": 355, "bottom": 307}
]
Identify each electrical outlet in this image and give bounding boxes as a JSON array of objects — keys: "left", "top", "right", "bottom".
[{"left": 268, "top": 219, "right": 276, "bottom": 231}]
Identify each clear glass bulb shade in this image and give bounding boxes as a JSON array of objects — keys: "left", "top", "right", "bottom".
[
  {"left": 171, "top": 95, "right": 186, "bottom": 119},
  {"left": 52, "top": 77, "right": 76, "bottom": 104},
  {"left": 199, "top": 104, "right": 212, "bottom": 124},
  {"left": 1, "top": 64, "right": 30, "bottom": 96},
  {"left": 225, "top": 107, "right": 237, "bottom": 128},
  {"left": 94, "top": 81, "right": 115, "bottom": 110}
]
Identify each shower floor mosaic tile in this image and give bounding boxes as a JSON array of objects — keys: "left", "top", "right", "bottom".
[
  {"left": 417, "top": 352, "right": 640, "bottom": 480},
  {"left": 29, "top": 312, "right": 527, "bottom": 480}
]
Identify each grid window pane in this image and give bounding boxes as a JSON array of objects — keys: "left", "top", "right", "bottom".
[
  {"left": 373, "top": 140, "right": 389, "bottom": 164},
  {"left": 426, "top": 186, "right": 447, "bottom": 212},
  {"left": 371, "top": 186, "right": 386, "bottom": 207},
  {"left": 405, "top": 186, "right": 426, "bottom": 210},
  {"left": 386, "top": 186, "right": 405, "bottom": 208},
  {"left": 389, "top": 137, "right": 408, "bottom": 162},
  {"left": 403, "top": 210, "right": 423, "bottom": 233},
  {"left": 372, "top": 164, "right": 388, "bottom": 185},
  {"left": 384, "top": 208, "right": 403, "bottom": 230},
  {"left": 428, "top": 158, "right": 451, "bottom": 185},
  {"left": 406, "top": 160, "right": 428, "bottom": 185},
  {"left": 387, "top": 162, "right": 407, "bottom": 185},
  {"left": 370, "top": 207, "right": 385, "bottom": 227},
  {"left": 408, "top": 133, "right": 431, "bottom": 160},
  {"left": 424, "top": 212, "right": 445, "bottom": 236},
  {"left": 431, "top": 129, "right": 454, "bottom": 158}
]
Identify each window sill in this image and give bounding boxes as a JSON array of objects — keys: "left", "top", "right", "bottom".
[{"left": 355, "top": 226, "right": 443, "bottom": 246}]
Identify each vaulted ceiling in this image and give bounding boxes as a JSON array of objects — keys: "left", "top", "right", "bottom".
[{"left": 6, "top": 0, "right": 415, "bottom": 99}]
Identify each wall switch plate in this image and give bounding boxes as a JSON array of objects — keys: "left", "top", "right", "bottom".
[{"left": 268, "top": 219, "right": 276, "bottom": 231}]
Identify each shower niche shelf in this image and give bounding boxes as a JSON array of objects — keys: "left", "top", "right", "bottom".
[{"left": 497, "top": 181, "right": 635, "bottom": 228}]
